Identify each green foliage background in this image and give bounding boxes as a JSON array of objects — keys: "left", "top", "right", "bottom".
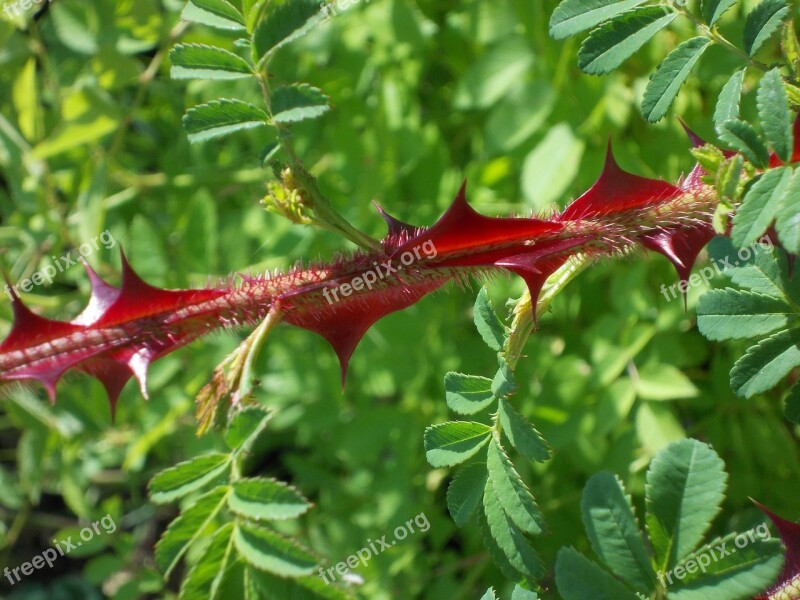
[{"left": 0, "top": 0, "right": 798, "bottom": 598}]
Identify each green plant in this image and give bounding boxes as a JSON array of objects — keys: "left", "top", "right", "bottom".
[
  {"left": 556, "top": 438, "right": 783, "bottom": 599},
  {"left": 147, "top": 404, "right": 351, "bottom": 598}
]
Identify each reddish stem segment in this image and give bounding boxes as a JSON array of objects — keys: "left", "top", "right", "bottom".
[{"left": 0, "top": 145, "right": 720, "bottom": 407}]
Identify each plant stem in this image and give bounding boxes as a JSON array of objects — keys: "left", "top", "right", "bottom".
[
  {"left": 503, "top": 255, "right": 590, "bottom": 370},
  {"left": 675, "top": 5, "right": 772, "bottom": 72},
  {"left": 255, "top": 69, "right": 381, "bottom": 251}
]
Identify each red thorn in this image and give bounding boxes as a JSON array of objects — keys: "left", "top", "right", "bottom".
[
  {"left": 0, "top": 277, "right": 80, "bottom": 354},
  {"left": 677, "top": 118, "right": 706, "bottom": 148},
  {"left": 560, "top": 143, "right": 681, "bottom": 221},
  {"left": 72, "top": 262, "right": 120, "bottom": 326},
  {"left": 373, "top": 202, "right": 418, "bottom": 240},
  {"left": 753, "top": 499, "right": 800, "bottom": 598}
]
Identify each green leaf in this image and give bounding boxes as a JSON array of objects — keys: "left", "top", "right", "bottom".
[
  {"left": 732, "top": 167, "right": 793, "bottom": 247},
  {"left": 424, "top": 422, "right": 492, "bottom": 468},
  {"left": 702, "top": 0, "right": 739, "bottom": 26},
  {"left": 548, "top": 0, "right": 648, "bottom": 40},
  {"left": 497, "top": 398, "right": 550, "bottom": 462},
  {"left": 486, "top": 438, "right": 545, "bottom": 535},
  {"left": 730, "top": 328, "right": 800, "bottom": 397},
  {"left": 782, "top": 19, "right": 800, "bottom": 75},
  {"left": 183, "top": 99, "right": 268, "bottom": 143},
  {"left": 154, "top": 486, "right": 229, "bottom": 576},
  {"left": 483, "top": 479, "right": 545, "bottom": 579},
  {"left": 555, "top": 547, "right": 642, "bottom": 600},
  {"left": 181, "top": 0, "right": 246, "bottom": 31},
  {"left": 271, "top": 84, "right": 330, "bottom": 124},
  {"left": 667, "top": 533, "right": 784, "bottom": 600},
  {"left": 252, "top": 0, "right": 325, "bottom": 61},
  {"left": 785, "top": 381, "right": 800, "bottom": 423},
  {"left": 642, "top": 37, "right": 711, "bottom": 123},
  {"left": 521, "top": 122, "right": 585, "bottom": 210},
  {"left": 179, "top": 522, "right": 234, "bottom": 600},
  {"left": 718, "top": 120, "right": 770, "bottom": 168},
  {"left": 479, "top": 589, "right": 498, "bottom": 600},
  {"left": 635, "top": 364, "right": 699, "bottom": 401},
  {"left": 474, "top": 288, "right": 506, "bottom": 351},
  {"left": 447, "top": 462, "right": 488, "bottom": 527},
  {"left": 226, "top": 406, "right": 274, "bottom": 453},
  {"left": 170, "top": 44, "right": 253, "bottom": 80},
  {"left": 444, "top": 372, "right": 495, "bottom": 415},
  {"left": 581, "top": 473, "right": 655, "bottom": 591},
  {"left": 713, "top": 70, "right": 745, "bottom": 130},
  {"left": 776, "top": 170, "right": 800, "bottom": 253},
  {"left": 757, "top": 69, "right": 794, "bottom": 162},
  {"left": 476, "top": 510, "right": 526, "bottom": 582},
  {"left": 578, "top": 8, "right": 677, "bottom": 75},
  {"left": 229, "top": 478, "right": 311, "bottom": 521},
  {"left": 697, "top": 289, "right": 794, "bottom": 340},
  {"left": 716, "top": 154, "right": 744, "bottom": 203},
  {"left": 234, "top": 523, "right": 317, "bottom": 577},
  {"left": 149, "top": 453, "right": 230, "bottom": 504},
  {"left": 645, "top": 439, "right": 727, "bottom": 571},
  {"left": 453, "top": 39, "right": 535, "bottom": 110},
  {"left": 511, "top": 586, "right": 539, "bottom": 600},
  {"left": 744, "top": 0, "right": 790, "bottom": 56},
  {"left": 491, "top": 358, "right": 517, "bottom": 398},
  {"left": 706, "top": 237, "right": 794, "bottom": 299}
]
